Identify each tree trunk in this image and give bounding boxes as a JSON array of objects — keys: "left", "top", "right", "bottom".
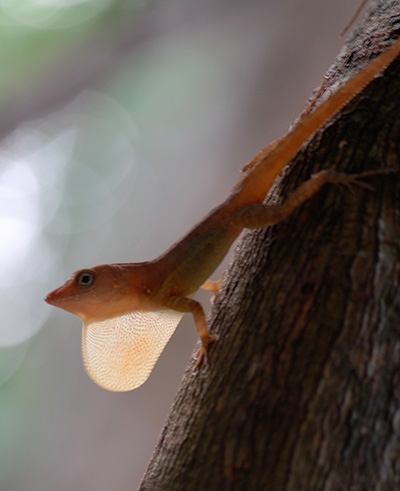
[{"left": 139, "top": 1, "right": 400, "bottom": 489}]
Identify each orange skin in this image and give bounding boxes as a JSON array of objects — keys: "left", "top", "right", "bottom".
[{"left": 46, "top": 37, "right": 400, "bottom": 391}]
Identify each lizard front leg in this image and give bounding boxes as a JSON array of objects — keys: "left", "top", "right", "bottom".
[
  {"left": 201, "top": 279, "right": 222, "bottom": 298},
  {"left": 164, "top": 295, "right": 215, "bottom": 367}
]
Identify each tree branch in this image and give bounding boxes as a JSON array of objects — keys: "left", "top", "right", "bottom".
[{"left": 139, "top": 1, "right": 400, "bottom": 489}]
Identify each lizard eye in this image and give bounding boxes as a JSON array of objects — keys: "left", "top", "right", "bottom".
[{"left": 75, "top": 270, "right": 95, "bottom": 288}]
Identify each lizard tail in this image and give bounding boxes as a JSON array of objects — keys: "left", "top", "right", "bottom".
[{"left": 229, "top": 35, "right": 400, "bottom": 209}]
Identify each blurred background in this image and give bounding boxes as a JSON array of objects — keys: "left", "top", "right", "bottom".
[{"left": 1, "top": 0, "right": 364, "bottom": 489}]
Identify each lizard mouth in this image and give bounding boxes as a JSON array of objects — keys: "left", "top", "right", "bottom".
[
  {"left": 44, "top": 289, "right": 58, "bottom": 305},
  {"left": 44, "top": 285, "right": 70, "bottom": 306}
]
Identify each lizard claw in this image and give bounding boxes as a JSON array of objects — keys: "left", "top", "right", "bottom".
[{"left": 193, "top": 335, "right": 218, "bottom": 371}]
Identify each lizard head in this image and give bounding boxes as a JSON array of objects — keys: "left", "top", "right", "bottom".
[
  {"left": 45, "top": 264, "right": 184, "bottom": 391},
  {"left": 45, "top": 265, "right": 136, "bottom": 323}
]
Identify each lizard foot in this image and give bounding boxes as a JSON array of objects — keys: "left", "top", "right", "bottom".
[
  {"left": 312, "top": 168, "right": 398, "bottom": 194},
  {"left": 193, "top": 335, "right": 218, "bottom": 371}
]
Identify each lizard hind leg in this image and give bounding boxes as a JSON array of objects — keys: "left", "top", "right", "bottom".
[{"left": 234, "top": 169, "right": 394, "bottom": 229}]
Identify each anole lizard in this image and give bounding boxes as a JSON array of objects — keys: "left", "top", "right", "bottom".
[{"left": 46, "top": 36, "right": 400, "bottom": 392}]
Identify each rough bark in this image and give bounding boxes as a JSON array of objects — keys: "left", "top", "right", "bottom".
[{"left": 139, "top": 1, "right": 400, "bottom": 490}]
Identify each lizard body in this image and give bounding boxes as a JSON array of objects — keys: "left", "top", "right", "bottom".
[{"left": 46, "top": 36, "right": 400, "bottom": 391}]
